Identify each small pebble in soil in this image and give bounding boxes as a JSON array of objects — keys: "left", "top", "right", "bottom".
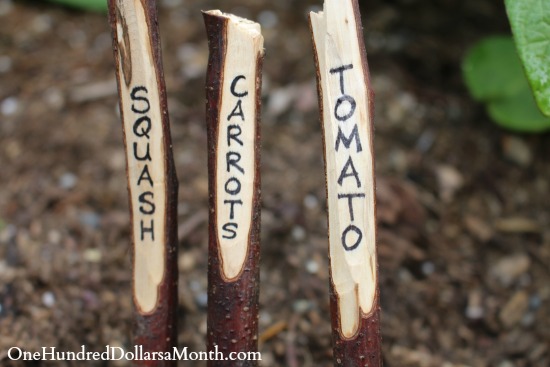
[
  {"left": 521, "top": 312, "right": 535, "bottom": 327},
  {"left": 48, "top": 230, "right": 61, "bottom": 245},
  {"left": 1, "top": 97, "right": 18, "bottom": 116},
  {"left": 293, "top": 299, "right": 312, "bottom": 313},
  {"left": 268, "top": 87, "right": 294, "bottom": 116},
  {"left": 291, "top": 226, "right": 306, "bottom": 241},
  {"left": 499, "top": 291, "right": 529, "bottom": 329},
  {"left": 189, "top": 280, "right": 203, "bottom": 293},
  {"left": 491, "top": 253, "right": 530, "bottom": 287},
  {"left": 194, "top": 292, "right": 208, "bottom": 309},
  {"left": 415, "top": 130, "right": 435, "bottom": 153},
  {"left": 259, "top": 310, "right": 272, "bottom": 326},
  {"left": 305, "top": 259, "right": 319, "bottom": 274},
  {"left": 44, "top": 87, "right": 65, "bottom": 110},
  {"left": 529, "top": 295, "right": 541, "bottom": 310},
  {"left": 0, "top": 56, "right": 12, "bottom": 73},
  {"left": 435, "top": 164, "right": 464, "bottom": 203},
  {"left": 79, "top": 211, "right": 101, "bottom": 229},
  {"left": 421, "top": 261, "right": 435, "bottom": 275},
  {"left": 177, "top": 44, "right": 204, "bottom": 80},
  {"left": 59, "top": 172, "right": 78, "bottom": 190},
  {"left": 303, "top": 194, "right": 319, "bottom": 209},
  {"left": 502, "top": 136, "right": 532, "bottom": 167},
  {"left": 466, "top": 290, "right": 484, "bottom": 320},
  {"left": 42, "top": 292, "right": 56, "bottom": 308},
  {"left": 178, "top": 252, "right": 196, "bottom": 272},
  {"left": 84, "top": 249, "right": 102, "bottom": 263},
  {"left": 388, "top": 149, "right": 408, "bottom": 173},
  {"left": 31, "top": 14, "right": 52, "bottom": 34}
]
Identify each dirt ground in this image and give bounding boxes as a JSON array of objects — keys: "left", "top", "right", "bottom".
[{"left": 0, "top": 0, "right": 549, "bottom": 366}]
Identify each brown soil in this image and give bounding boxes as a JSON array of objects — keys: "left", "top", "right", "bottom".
[{"left": 0, "top": 0, "right": 548, "bottom": 366}]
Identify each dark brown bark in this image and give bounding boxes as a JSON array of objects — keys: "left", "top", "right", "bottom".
[
  {"left": 309, "top": 1, "right": 382, "bottom": 366},
  {"left": 203, "top": 12, "right": 262, "bottom": 367},
  {"left": 108, "top": 1, "right": 178, "bottom": 366}
]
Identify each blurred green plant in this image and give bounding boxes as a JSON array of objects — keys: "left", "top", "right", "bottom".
[
  {"left": 505, "top": 0, "right": 550, "bottom": 117},
  {"left": 462, "top": 1, "right": 550, "bottom": 132},
  {"left": 463, "top": 37, "right": 550, "bottom": 132},
  {"left": 48, "top": 0, "right": 107, "bottom": 12}
]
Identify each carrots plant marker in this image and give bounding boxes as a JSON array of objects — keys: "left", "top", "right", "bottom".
[
  {"left": 108, "top": 0, "right": 178, "bottom": 363},
  {"left": 310, "top": 0, "right": 382, "bottom": 365},
  {"left": 203, "top": 10, "right": 263, "bottom": 365}
]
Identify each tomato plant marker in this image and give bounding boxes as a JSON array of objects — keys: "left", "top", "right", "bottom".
[{"left": 310, "top": 0, "right": 382, "bottom": 365}]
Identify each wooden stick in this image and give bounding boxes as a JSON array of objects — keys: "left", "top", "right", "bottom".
[
  {"left": 203, "top": 10, "right": 264, "bottom": 366},
  {"left": 108, "top": 1, "right": 178, "bottom": 365},
  {"left": 309, "top": 1, "right": 382, "bottom": 366}
]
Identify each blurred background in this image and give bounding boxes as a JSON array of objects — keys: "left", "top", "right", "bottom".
[{"left": 0, "top": 0, "right": 549, "bottom": 366}]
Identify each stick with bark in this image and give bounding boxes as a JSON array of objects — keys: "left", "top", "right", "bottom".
[
  {"left": 203, "top": 10, "right": 264, "bottom": 366},
  {"left": 310, "top": 1, "right": 382, "bottom": 366},
  {"left": 108, "top": 1, "right": 178, "bottom": 365}
]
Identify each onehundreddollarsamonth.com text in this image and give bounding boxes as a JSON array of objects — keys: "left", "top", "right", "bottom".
[{"left": 6, "top": 345, "right": 262, "bottom": 362}]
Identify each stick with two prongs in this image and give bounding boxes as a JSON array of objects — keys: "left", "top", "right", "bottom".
[
  {"left": 310, "top": 0, "right": 382, "bottom": 365},
  {"left": 108, "top": 1, "right": 178, "bottom": 365},
  {"left": 203, "top": 10, "right": 264, "bottom": 366}
]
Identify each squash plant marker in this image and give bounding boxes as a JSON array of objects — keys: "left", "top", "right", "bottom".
[
  {"left": 310, "top": 0, "right": 382, "bottom": 365},
  {"left": 203, "top": 10, "right": 263, "bottom": 366},
  {"left": 108, "top": 0, "right": 178, "bottom": 364}
]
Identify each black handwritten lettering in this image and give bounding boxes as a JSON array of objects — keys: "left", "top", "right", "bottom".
[
  {"left": 133, "top": 142, "right": 152, "bottom": 161},
  {"left": 222, "top": 222, "right": 238, "bottom": 239},
  {"left": 224, "top": 200, "right": 243, "bottom": 220},
  {"left": 141, "top": 219, "right": 154, "bottom": 241},
  {"left": 133, "top": 116, "right": 151, "bottom": 139},
  {"left": 338, "top": 156, "right": 361, "bottom": 188},
  {"left": 226, "top": 151, "right": 244, "bottom": 174},
  {"left": 338, "top": 193, "right": 365, "bottom": 221},
  {"left": 227, "top": 125, "right": 243, "bottom": 146},
  {"left": 138, "top": 192, "right": 155, "bottom": 215},
  {"left": 335, "top": 125, "right": 362, "bottom": 152},
  {"left": 224, "top": 177, "right": 241, "bottom": 195},
  {"left": 129, "top": 85, "right": 156, "bottom": 244},
  {"left": 330, "top": 64, "right": 354, "bottom": 94},
  {"left": 329, "top": 64, "right": 367, "bottom": 252},
  {"left": 130, "top": 86, "right": 150, "bottom": 113},
  {"left": 334, "top": 95, "right": 356, "bottom": 121},
  {"left": 137, "top": 165, "right": 153, "bottom": 187},
  {"left": 219, "top": 75, "right": 252, "bottom": 242},
  {"left": 341, "top": 225, "right": 362, "bottom": 251},
  {"left": 227, "top": 99, "right": 245, "bottom": 121},
  {"left": 230, "top": 75, "right": 248, "bottom": 97}
]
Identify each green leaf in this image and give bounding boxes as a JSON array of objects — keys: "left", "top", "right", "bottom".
[
  {"left": 505, "top": 0, "right": 550, "bottom": 116},
  {"left": 462, "top": 36, "right": 550, "bottom": 132},
  {"left": 47, "top": 0, "right": 108, "bottom": 12},
  {"left": 488, "top": 86, "right": 550, "bottom": 132},
  {"left": 462, "top": 36, "right": 526, "bottom": 101}
]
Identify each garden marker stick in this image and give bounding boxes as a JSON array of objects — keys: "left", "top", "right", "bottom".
[
  {"left": 203, "top": 10, "right": 264, "bottom": 366},
  {"left": 108, "top": 1, "right": 178, "bottom": 364},
  {"left": 310, "top": 0, "right": 382, "bottom": 366}
]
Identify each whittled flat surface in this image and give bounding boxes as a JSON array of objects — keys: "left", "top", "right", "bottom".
[
  {"left": 311, "top": 0, "right": 377, "bottom": 338},
  {"left": 207, "top": 10, "right": 264, "bottom": 280},
  {"left": 112, "top": 0, "right": 167, "bottom": 313},
  {"left": 1, "top": 1, "right": 549, "bottom": 366}
]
